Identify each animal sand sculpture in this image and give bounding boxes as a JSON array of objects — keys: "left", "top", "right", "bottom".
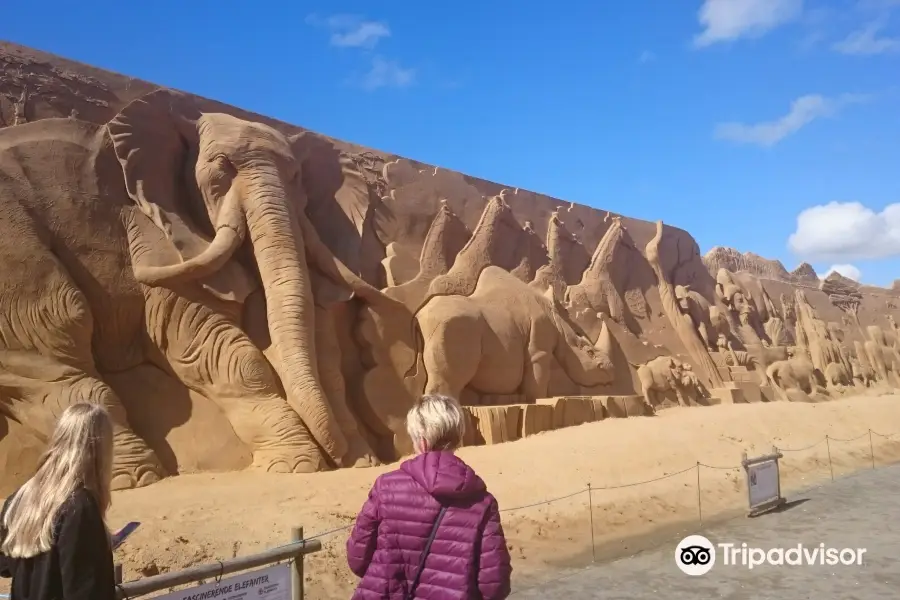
[{"left": 3, "top": 42, "right": 900, "bottom": 494}]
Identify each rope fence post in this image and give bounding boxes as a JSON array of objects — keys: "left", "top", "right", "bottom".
[
  {"left": 869, "top": 429, "right": 875, "bottom": 470},
  {"left": 696, "top": 462, "right": 702, "bottom": 527},
  {"left": 587, "top": 483, "right": 596, "bottom": 563},
  {"left": 825, "top": 436, "right": 834, "bottom": 481},
  {"left": 291, "top": 526, "right": 304, "bottom": 600}
]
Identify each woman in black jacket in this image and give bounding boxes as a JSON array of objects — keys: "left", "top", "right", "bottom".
[{"left": 0, "top": 402, "right": 117, "bottom": 600}]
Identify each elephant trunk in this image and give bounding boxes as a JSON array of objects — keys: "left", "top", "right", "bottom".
[
  {"left": 243, "top": 172, "right": 348, "bottom": 465},
  {"left": 554, "top": 314, "right": 615, "bottom": 387},
  {"left": 132, "top": 187, "right": 245, "bottom": 286}
]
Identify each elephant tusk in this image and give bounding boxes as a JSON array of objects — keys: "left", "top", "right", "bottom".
[{"left": 133, "top": 225, "right": 243, "bottom": 286}]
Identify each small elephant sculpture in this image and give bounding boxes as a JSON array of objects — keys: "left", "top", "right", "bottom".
[
  {"left": 824, "top": 361, "right": 852, "bottom": 391},
  {"left": 675, "top": 285, "right": 731, "bottom": 351},
  {"left": 629, "top": 356, "right": 701, "bottom": 413},
  {"left": 765, "top": 353, "right": 824, "bottom": 402},
  {"left": 851, "top": 357, "right": 876, "bottom": 388}
]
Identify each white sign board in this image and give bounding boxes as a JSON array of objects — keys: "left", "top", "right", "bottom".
[
  {"left": 747, "top": 459, "right": 779, "bottom": 508},
  {"left": 154, "top": 563, "right": 290, "bottom": 600}
]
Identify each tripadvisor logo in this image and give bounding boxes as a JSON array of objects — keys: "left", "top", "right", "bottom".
[
  {"left": 675, "top": 535, "right": 867, "bottom": 574},
  {"left": 675, "top": 535, "right": 716, "bottom": 576}
]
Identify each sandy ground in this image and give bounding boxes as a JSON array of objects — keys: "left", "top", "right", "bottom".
[{"left": 3, "top": 391, "right": 900, "bottom": 598}]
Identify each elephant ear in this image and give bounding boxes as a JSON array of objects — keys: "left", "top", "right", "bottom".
[
  {"left": 291, "top": 131, "right": 374, "bottom": 306},
  {"left": 291, "top": 132, "right": 372, "bottom": 271},
  {"left": 107, "top": 89, "right": 256, "bottom": 303}
]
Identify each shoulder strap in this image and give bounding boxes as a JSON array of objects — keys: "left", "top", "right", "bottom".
[{"left": 406, "top": 505, "right": 448, "bottom": 600}]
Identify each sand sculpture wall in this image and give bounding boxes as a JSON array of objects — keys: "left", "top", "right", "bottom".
[{"left": 2, "top": 42, "right": 900, "bottom": 494}]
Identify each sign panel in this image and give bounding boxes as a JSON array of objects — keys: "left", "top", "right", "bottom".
[
  {"left": 154, "top": 563, "right": 290, "bottom": 600},
  {"left": 747, "top": 459, "right": 779, "bottom": 508}
]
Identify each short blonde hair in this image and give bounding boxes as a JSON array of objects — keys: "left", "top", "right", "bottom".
[{"left": 406, "top": 394, "right": 466, "bottom": 453}]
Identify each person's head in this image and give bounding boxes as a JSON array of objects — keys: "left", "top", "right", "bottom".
[
  {"left": 1, "top": 402, "right": 114, "bottom": 558},
  {"left": 406, "top": 394, "right": 466, "bottom": 455}
]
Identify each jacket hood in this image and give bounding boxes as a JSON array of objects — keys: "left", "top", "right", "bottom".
[{"left": 400, "top": 451, "right": 487, "bottom": 501}]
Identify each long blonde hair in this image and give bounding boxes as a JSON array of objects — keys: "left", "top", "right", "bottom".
[{"left": 1, "top": 402, "right": 114, "bottom": 558}]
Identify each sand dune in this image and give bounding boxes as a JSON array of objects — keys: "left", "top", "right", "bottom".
[{"left": 4, "top": 392, "right": 900, "bottom": 598}]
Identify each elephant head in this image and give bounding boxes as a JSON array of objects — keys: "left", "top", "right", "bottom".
[
  {"left": 107, "top": 89, "right": 389, "bottom": 466},
  {"left": 674, "top": 284, "right": 692, "bottom": 315},
  {"left": 546, "top": 290, "right": 615, "bottom": 387}
]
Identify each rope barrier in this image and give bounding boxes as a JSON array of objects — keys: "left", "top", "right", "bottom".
[
  {"left": 500, "top": 487, "right": 588, "bottom": 512},
  {"left": 591, "top": 464, "right": 699, "bottom": 490},
  {"left": 697, "top": 462, "right": 742, "bottom": 471},
  {"left": 827, "top": 432, "right": 870, "bottom": 443},
  {"left": 776, "top": 438, "right": 827, "bottom": 452},
  {"left": 296, "top": 427, "right": 899, "bottom": 543}
]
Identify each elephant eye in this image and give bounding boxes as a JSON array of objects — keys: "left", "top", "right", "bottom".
[{"left": 212, "top": 154, "right": 236, "bottom": 172}]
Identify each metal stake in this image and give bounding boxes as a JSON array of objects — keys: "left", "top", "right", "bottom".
[
  {"left": 587, "top": 484, "right": 596, "bottom": 562},
  {"left": 696, "top": 462, "right": 702, "bottom": 526},
  {"left": 869, "top": 429, "right": 875, "bottom": 469}
]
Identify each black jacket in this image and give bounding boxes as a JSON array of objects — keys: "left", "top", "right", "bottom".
[{"left": 0, "top": 487, "right": 116, "bottom": 600}]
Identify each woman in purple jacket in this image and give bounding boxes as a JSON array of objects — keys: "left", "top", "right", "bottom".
[{"left": 347, "top": 394, "right": 512, "bottom": 599}]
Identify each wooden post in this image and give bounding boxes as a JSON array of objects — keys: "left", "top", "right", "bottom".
[
  {"left": 115, "top": 564, "right": 123, "bottom": 584},
  {"left": 291, "top": 527, "right": 304, "bottom": 600}
]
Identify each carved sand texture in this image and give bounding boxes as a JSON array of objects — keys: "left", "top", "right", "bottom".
[
  {"left": 384, "top": 200, "right": 471, "bottom": 310},
  {"left": 5, "top": 42, "right": 900, "bottom": 493},
  {"left": 530, "top": 209, "right": 571, "bottom": 302},
  {"left": 565, "top": 213, "right": 628, "bottom": 325}
]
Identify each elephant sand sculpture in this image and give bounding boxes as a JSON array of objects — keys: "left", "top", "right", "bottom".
[
  {"left": 629, "top": 356, "right": 704, "bottom": 412},
  {"left": 765, "top": 351, "right": 823, "bottom": 402},
  {"left": 824, "top": 362, "right": 852, "bottom": 390},
  {"left": 416, "top": 266, "right": 616, "bottom": 401},
  {"left": 675, "top": 284, "right": 730, "bottom": 351},
  {"left": 0, "top": 89, "right": 393, "bottom": 488}
]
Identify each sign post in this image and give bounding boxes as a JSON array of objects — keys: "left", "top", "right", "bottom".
[{"left": 742, "top": 446, "right": 787, "bottom": 517}]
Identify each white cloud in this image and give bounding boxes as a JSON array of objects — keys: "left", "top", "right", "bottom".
[
  {"left": 833, "top": 20, "right": 900, "bottom": 55},
  {"left": 788, "top": 201, "right": 900, "bottom": 261},
  {"left": 713, "top": 93, "right": 865, "bottom": 147},
  {"left": 639, "top": 50, "right": 656, "bottom": 63},
  {"left": 694, "top": 0, "right": 804, "bottom": 47},
  {"left": 823, "top": 264, "right": 862, "bottom": 281},
  {"left": 359, "top": 57, "right": 416, "bottom": 91},
  {"left": 306, "top": 14, "right": 391, "bottom": 49},
  {"left": 856, "top": 0, "right": 900, "bottom": 11}
]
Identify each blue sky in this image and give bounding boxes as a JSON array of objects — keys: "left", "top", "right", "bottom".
[{"left": 4, "top": 0, "right": 900, "bottom": 285}]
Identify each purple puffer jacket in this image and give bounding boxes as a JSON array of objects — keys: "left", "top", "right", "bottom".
[{"left": 346, "top": 451, "right": 512, "bottom": 599}]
